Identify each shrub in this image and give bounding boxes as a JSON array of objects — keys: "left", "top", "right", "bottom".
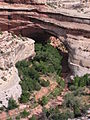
[
  {"left": 82, "top": 104, "right": 90, "bottom": 114},
  {"left": 8, "top": 98, "right": 18, "bottom": 110},
  {"left": 63, "top": 93, "right": 81, "bottom": 109},
  {"left": 29, "top": 115, "right": 36, "bottom": 120},
  {"left": 34, "top": 81, "right": 41, "bottom": 91},
  {"left": 40, "top": 96, "right": 48, "bottom": 106},
  {"left": 7, "top": 118, "right": 12, "bottom": 120},
  {"left": 15, "top": 116, "right": 20, "bottom": 120},
  {"left": 40, "top": 79, "right": 50, "bottom": 87},
  {"left": 72, "top": 74, "right": 90, "bottom": 88},
  {"left": 73, "top": 105, "right": 81, "bottom": 117},
  {"left": 43, "top": 107, "right": 74, "bottom": 120},
  {"left": 51, "top": 87, "right": 62, "bottom": 97},
  {"left": 20, "top": 109, "right": 29, "bottom": 118},
  {"left": 56, "top": 77, "right": 65, "bottom": 88},
  {"left": 60, "top": 110, "right": 74, "bottom": 120},
  {"left": 69, "top": 85, "right": 77, "bottom": 91},
  {"left": 63, "top": 92, "right": 82, "bottom": 118},
  {"left": 64, "top": 109, "right": 74, "bottom": 119},
  {"left": 0, "top": 31, "right": 3, "bottom": 35},
  {"left": 16, "top": 42, "right": 63, "bottom": 105},
  {"left": 28, "top": 67, "right": 40, "bottom": 80},
  {"left": 20, "top": 91, "right": 30, "bottom": 103},
  {"left": 35, "top": 43, "right": 62, "bottom": 75},
  {"left": 16, "top": 60, "right": 29, "bottom": 69},
  {"left": 73, "top": 87, "right": 85, "bottom": 96}
]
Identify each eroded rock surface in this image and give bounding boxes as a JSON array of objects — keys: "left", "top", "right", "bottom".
[
  {"left": 0, "top": 0, "right": 90, "bottom": 98},
  {"left": 0, "top": 31, "right": 35, "bottom": 107}
]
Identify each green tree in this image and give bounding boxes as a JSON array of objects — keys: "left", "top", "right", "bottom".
[
  {"left": 20, "top": 109, "right": 29, "bottom": 118},
  {"left": 20, "top": 91, "right": 30, "bottom": 103},
  {"left": 40, "top": 79, "right": 50, "bottom": 87},
  {"left": 29, "top": 115, "right": 36, "bottom": 120},
  {"left": 40, "top": 96, "right": 48, "bottom": 106},
  {"left": 8, "top": 98, "right": 18, "bottom": 110}
]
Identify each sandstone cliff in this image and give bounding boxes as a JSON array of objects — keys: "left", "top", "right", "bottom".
[
  {"left": 0, "top": 1, "right": 90, "bottom": 83},
  {"left": 0, "top": 31, "right": 35, "bottom": 107}
]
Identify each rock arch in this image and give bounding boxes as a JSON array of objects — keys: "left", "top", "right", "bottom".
[{"left": 0, "top": 1, "right": 90, "bottom": 77}]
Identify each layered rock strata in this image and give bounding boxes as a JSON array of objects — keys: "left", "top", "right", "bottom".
[
  {"left": 0, "top": 31, "right": 35, "bottom": 107},
  {"left": 0, "top": 1, "right": 90, "bottom": 77}
]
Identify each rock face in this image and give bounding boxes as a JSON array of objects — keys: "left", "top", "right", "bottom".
[
  {"left": 0, "top": 0, "right": 46, "bottom": 4},
  {"left": 66, "top": 35, "right": 90, "bottom": 77},
  {"left": 0, "top": 1, "right": 90, "bottom": 78},
  {"left": 0, "top": 31, "right": 35, "bottom": 107}
]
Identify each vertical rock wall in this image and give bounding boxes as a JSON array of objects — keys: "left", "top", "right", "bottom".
[{"left": 0, "top": 31, "right": 35, "bottom": 107}]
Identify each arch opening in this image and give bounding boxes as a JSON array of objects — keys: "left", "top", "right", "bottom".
[{"left": 13, "top": 27, "right": 71, "bottom": 80}]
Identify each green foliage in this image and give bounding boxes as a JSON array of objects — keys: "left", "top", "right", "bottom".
[
  {"left": 20, "top": 109, "right": 29, "bottom": 118},
  {"left": 16, "top": 42, "right": 62, "bottom": 103},
  {"left": 51, "top": 87, "right": 62, "bottom": 97},
  {"left": 34, "top": 81, "right": 41, "bottom": 91},
  {"left": 16, "top": 60, "right": 29, "bottom": 68},
  {"left": 0, "top": 31, "right": 3, "bottom": 35},
  {"left": 7, "top": 118, "right": 12, "bottom": 120},
  {"left": 40, "top": 79, "right": 50, "bottom": 87},
  {"left": 63, "top": 93, "right": 81, "bottom": 109},
  {"left": 63, "top": 109, "right": 74, "bottom": 119},
  {"left": 39, "top": 96, "right": 48, "bottom": 106},
  {"left": 41, "top": 107, "right": 74, "bottom": 120},
  {"left": 63, "top": 91, "right": 88, "bottom": 118},
  {"left": 15, "top": 115, "right": 20, "bottom": 120},
  {"left": 8, "top": 98, "right": 18, "bottom": 110},
  {"left": 73, "top": 105, "right": 81, "bottom": 117},
  {"left": 81, "top": 104, "right": 90, "bottom": 114},
  {"left": 35, "top": 43, "right": 62, "bottom": 75},
  {"left": 69, "top": 85, "right": 77, "bottom": 91},
  {"left": 20, "top": 91, "right": 30, "bottom": 103},
  {"left": 73, "top": 87, "right": 85, "bottom": 96},
  {"left": 68, "top": 74, "right": 90, "bottom": 117},
  {"left": 73, "top": 74, "right": 90, "bottom": 88},
  {"left": 29, "top": 115, "right": 36, "bottom": 120},
  {"left": 56, "top": 76, "right": 65, "bottom": 88}
]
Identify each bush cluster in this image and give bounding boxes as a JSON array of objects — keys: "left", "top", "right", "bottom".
[
  {"left": 16, "top": 43, "right": 62, "bottom": 103},
  {"left": 72, "top": 74, "right": 90, "bottom": 88},
  {"left": 39, "top": 96, "right": 48, "bottom": 106},
  {"left": 39, "top": 107, "right": 74, "bottom": 120},
  {"left": 40, "top": 79, "right": 50, "bottom": 87},
  {"left": 8, "top": 98, "right": 18, "bottom": 110},
  {"left": 20, "top": 109, "right": 29, "bottom": 118}
]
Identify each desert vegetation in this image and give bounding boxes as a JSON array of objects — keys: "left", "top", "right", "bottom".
[
  {"left": 14, "top": 42, "right": 90, "bottom": 120},
  {"left": 16, "top": 42, "right": 62, "bottom": 103}
]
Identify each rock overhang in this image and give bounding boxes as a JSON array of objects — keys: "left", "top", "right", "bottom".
[{"left": 0, "top": 0, "right": 89, "bottom": 99}]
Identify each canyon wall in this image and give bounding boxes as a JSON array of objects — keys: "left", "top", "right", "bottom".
[
  {"left": 0, "top": 31, "right": 35, "bottom": 107},
  {"left": 0, "top": 0, "right": 90, "bottom": 107},
  {"left": 0, "top": 0, "right": 46, "bottom": 4},
  {"left": 0, "top": 1, "right": 90, "bottom": 78}
]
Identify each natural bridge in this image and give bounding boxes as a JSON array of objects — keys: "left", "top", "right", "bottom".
[
  {"left": 0, "top": 0, "right": 90, "bottom": 107},
  {"left": 0, "top": 1, "right": 90, "bottom": 76}
]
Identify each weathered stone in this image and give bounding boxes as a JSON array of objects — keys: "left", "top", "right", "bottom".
[
  {"left": 0, "top": 1, "right": 89, "bottom": 76},
  {"left": 0, "top": 0, "right": 90, "bottom": 107},
  {"left": 0, "top": 31, "right": 35, "bottom": 107}
]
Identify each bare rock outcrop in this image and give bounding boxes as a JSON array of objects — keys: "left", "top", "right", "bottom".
[
  {"left": 0, "top": 31, "right": 35, "bottom": 107},
  {"left": 66, "top": 34, "right": 90, "bottom": 76},
  {"left": 0, "top": 0, "right": 46, "bottom": 4},
  {"left": 0, "top": 1, "right": 90, "bottom": 77}
]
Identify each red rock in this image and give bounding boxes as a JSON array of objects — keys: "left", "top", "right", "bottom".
[
  {"left": 8, "top": 108, "right": 18, "bottom": 116},
  {"left": 19, "top": 104, "right": 27, "bottom": 110},
  {"left": 0, "top": 112, "right": 7, "bottom": 120},
  {"left": 57, "top": 96, "right": 63, "bottom": 102}
]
